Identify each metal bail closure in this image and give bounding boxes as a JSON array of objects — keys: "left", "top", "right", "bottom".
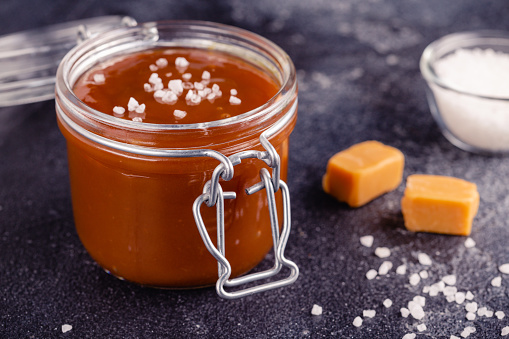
[{"left": 193, "top": 166, "right": 299, "bottom": 299}]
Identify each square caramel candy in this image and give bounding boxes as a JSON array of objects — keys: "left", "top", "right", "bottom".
[
  {"left": 322, "top": 141, "right": 404, "bottom": 207},
  {"left": 401, "top": 174, "right": 479, "bottom": 236}
]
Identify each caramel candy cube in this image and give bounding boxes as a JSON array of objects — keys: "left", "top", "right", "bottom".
[
  {"left": 401, "top": 174, "right": 479, "bottom": 236},
  {"left": 322, "top": 141, "right": 405, "bottom": 207}
]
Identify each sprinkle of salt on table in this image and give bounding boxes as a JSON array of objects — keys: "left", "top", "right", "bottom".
[
  {"left": 417, "top": 323, "right": 427, "bottom": 332},
  {"left": 61, "top": 324, "right": 72, "bottom": 333},
  {"left": 378, "top": 261, "right": 393, "bottom": 275},
  {"left": 400, "top": 307, "right": 410, "bottom": 318},
  {"left": 353, "top": 316, "right": 363, "bottom": 327},
  {"left": 418, "top": 253, "right": 432, "bottom": 266},
  {"left": 173, "top": 110, "right": 187, "bottom": 119},
  {"left": 230, "top": 96, "right": 241, "bottom": 105},
  {"left": 311, "top": 304, "right": 322, "bottom": 316},
  {"left": 499, "top": 263, "right": 509, "bottom": 274},
  {"left": 383, "top": 298, "right": 392, "bottom": 308},
  {"left": 502, "top": 326, "right": 509, "bottom": 336},
  {"left": 396, "top": 264, "right": 407, "bottom": 275},
  {"left": 375, "top": 247, "right": 391, "bottom": 258},
  {"left": 113, "top": 106, "right": 125, "bottom": 115},
  {"left": 366, "top": 269, "right": 377, "bottom": 280},
  {"left": 93, "top": 73, "right": 105, "bottom": 84},
  {"left": 363, "top": 310, "right": 376, "bottom": 318},
  {"left": 491, "top": 276, "right": 502, "bottom": 287},
  {"left": 360, "top": 235, "right": 374, "bottom": 248},
  {"left": 464, "top": 237, "right": 476, "bottom": 248},
  {"left": 496, "top": 311, "right": 505, "bottom": 319},
  {"left": 402, "top": 334, "right": 416, "bottom": 339},
  {"left": 409, "top": 273, "right": 420, "bottom": 286}
]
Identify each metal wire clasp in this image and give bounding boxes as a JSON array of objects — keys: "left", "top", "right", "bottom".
[{"left": 192, "top": 131, "right": 299, "bottom": 299}]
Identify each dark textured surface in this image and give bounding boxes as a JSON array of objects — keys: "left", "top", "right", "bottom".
[{"left": 2, "top": 1, "right": 509, "bottom": 338}]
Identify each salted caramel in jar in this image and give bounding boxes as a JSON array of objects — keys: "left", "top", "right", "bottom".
[{"left": 56, "top": 21, "right": 298, "bottom": 296}]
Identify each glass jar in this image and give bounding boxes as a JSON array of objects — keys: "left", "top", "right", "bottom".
[{"left": 55, "top": 21, "right": 298, "bottom": 296}]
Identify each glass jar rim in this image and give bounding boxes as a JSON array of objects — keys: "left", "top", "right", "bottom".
[{"left": 56, "top": 20, "right": 297, "bottom": 134}]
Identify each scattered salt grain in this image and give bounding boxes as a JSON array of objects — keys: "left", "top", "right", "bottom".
[
  {"left": 132, "top": 117, "right": 142, "bottom": 122},
  {"left": 422, "top": 286, "right": 430, "bottom": 294},
  {"left": 383, "top": 298, "right": 393, "bottom": 308},
  {"left": 61, "top": 324, "right": 72, "bottom": 333},
  {"left": 162, "top": 91, "right": 178, "bottom": 104},
  {"left": 409, "top": 273, "right": 420, "bottom": 286},
  {"left": 429, "top": 284, "right": 440, "bottom": 297},
  {"left": 464, "top": 238, "right": 476, "bottom": 248},
  {"left": 451, "top": 336, "right": 460, "bottom": 339},
  {"left": 443, "top": 286, "right": 457, "bottom": 296},
  {"left": 402, "top": 334, "right": 416, "bottom": 339},
  {"left": 446, "top": 295, "right": 456, "bottom": 303},
  {"left": 491, "top": 276, "right": 502, "bottom": 287},
  {"left": 173, "top": 110, "right": 187, "bottom": 119},
  {"left": 230, "top": 88, "right": 238, "bottom": 96},
  {"left": 466, "top": 312, "right": 476, "bottom": 321},
  {"left": 202, "top": 71, "right": 211, "bottom": 80},
  {"left": 477, "top": 307, "right": 487, "bottom": 317},
  {"left": 375, "top": 247, "right": 391, "bottom": 258},
  {"left": 135, "top": 103, "right": 146, "bottom": 114},
  {"left": 417, "top": 324, "right": 427, "bottom": 332},
  {"left": 442, "top": 275, "right": 457, "bottom": 286},
  {"left": 359, "top": 235, "right": 374, "bottom": 247},
  {"left": 413, "top": 296, "right": 426, "bottom": 307},
  {"left": 400, "top": 307, "right": 410, "bottom": 318},
  {"left": 396, "top": 264, "right": 407, "bottom": 275},
  {"left": 93, "top": 73, "right": 105, "bottom": 84},
  {"left": 113, "top": 106, "right": 125, "bottom": 115},
  {"left": 496, "top": 311, "right": 505, "bottom": 319},
  {"left": 175, "top": 57, "right": 190, "bottom": 70},
  {"left": 182, "top": 73, "right": 192, "bottom": 81},
  {"left": 418, "top": 253, "right": 432, "bottom": 266},
  {"left": 144, "top": 83, "right": 152, "bottom": 92},
  {"left": 499, "top": 263, "right": 509, "bottom": 274},
  {"left": 502, "top": 326, "right": 509, "bottom": 336},
  {"left": 408, "top": 301, "right": 425, "bottom": 320},
  {"left": 128, "top": 97, "right": 139, "bottom": 111},
  {"left": 363, "top": 310, "right": 376, "bottom": 318},
  {"left": 353, "top": 316, "right": 363, "bottom": 327},
  {"left": 168, "top": 79, "right": 184, "bottom": 95},
  {"left": 460, "top": 326, "right": 476, "bottom": 338},
  {"left": 465, "top": 302, "right": 478, "bottom": 313},
  {"left": 378, "top": 261, "right": 393, "bottom": 275},
  {"left": 156, "top": 58, "right": 168, "bottom": 68},
  {"left": 149, "top": 64, "right": 158, "bottom": 72},
  {"left": 485, "top": 309, "right": 494, "bottom": 318},
  {"left": 194, "top": 82, "right": 205, "bottom": 90},
  {"left": 465, "top": 291, "right": 474, "bottom": 300},
  {"left": 419, "top": 270, "right": 429, "bottom": 279},
  {"left": 166, "top": 72, "right": 173, "bottom": 77},
  {"left": 455, "top": 292, "right": 466, "bottom": 304},
  {"left": 311, "top": 304, "right": 322, "bottom": 316},
  {"left": 229, "top": 96, "right": 241, "bottom": 105}
]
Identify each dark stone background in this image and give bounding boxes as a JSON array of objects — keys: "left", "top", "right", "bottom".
[{"left": 1, "top": 0, "right": 509, "bottom": 338}]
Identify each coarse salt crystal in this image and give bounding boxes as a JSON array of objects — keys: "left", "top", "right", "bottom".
[
  {"left": 378, "top": 261, "right": 393, "bottom": 275},
  {"left": 230, "top": 88, "right": 238, "bottom": 96},
  {"left": 156, "top": 58, "right": 168, "bottom": 68},
  {"left": 464, "top": 238, "right": 476, "bottom": 248},
  {"left": 162, "top": 91, "right": 178, "bottom": 104},
  {"left": 418, "top": 253, "right": 432, "bottom": 266},
  {"left": 149, "top": 74, "right": 162, "bottom": 85},
  {"left": 168, "top": 80, "right": 184, "bottom": 95},
  {"left": 128, "top": 97, "right": 139, "bottom": 111},
  {"left": 113, "top": 106, "right": 125, "bottom": 115},
  {"left": 182, "top": 73, "right": 192, "bottom": 81},
  {"left": 383, "top": 299, "right": 392, "bottom": 308},
  {"left": 442, "top": 275, "right": 457, "bottom": 286},
  {"left": 311, "top": 304, "right": 322, "bottom": 316},
  {"left": 496, "top": 311, "right": 505, "bottom": 319},
  {"left": 135, "top": 103, "right": 146, "bottom": 113},
  {"left": 173, "top": 110, "right": 187, "bottom": 119},
  {"left": 366, "top": 269, "right": 377, "bottom": 280},
  {"left": 461, "top": 326, "right": 476, "bottom": 338},
  {"left": 154, "top": 90, "right": 165, "bottom": 99},
  {"left": 93, "top": 73, "right": 105, "bottom": 84},
  {"left": 419, "top": 270, "right": 429, "bottom": 279},
  {"left": 446, "top": 295, "right": 456, "bottom": 303},
  {"left": 400, "top": 307, "right": 410, "bottom": 318},
  {"left": 230, "top": 96, "right": 241, "bottom": 105},
  {"left": 422, "top": 286, "right": 430, "bottom": 294},
  {"left": 491, "top": 276, "right": 502, "bottom": 287},
  {"left": 363, "top": 310, "right": 376, "bottom": 318},
  {"left": 417, "top": 324, "right": 427, "bottom": 332},
  {"left": 477, "top": 307, "right": 487, "bottom": 316},
  {"left": 61, "top": 324, "right": 72, "bottom": 333},
  {"left": 360, "top": 235, "right": 374, "bottom": 247},
  {"left": 132, "top": 117, "right": 142, "bottom": 122},
  {"left": 443, "top": 286, "right": 457, "bottom": 296},
  {"left": 502, "top": 326, "right": 509, "bottom": 336},
  {"left": 485, "top": 310, "right": 494, "bottom": 318},
  {"left": 429, "top": 284, "right": 440, "bottom": 297},
  {"left": 144, "top": 83, "right": 153, "bottom": 92},
  {"left": 413, "top": 296, "right": 426, "bottom": 307},
  {"left": 465, "top": 291, "right": 474, "bottom": 300},
  {"left": 194, "top": 82, "right": 205, "bottom": 90},
  {"left": 402, "top": 334, "right": 416, "bottom": 339},
  {"left": 154, "top": 82, "right": 164, "bottom": 91},
  {"left": 396, "top": 264, "right": 407, "bottom": 275},
  {"left": 466, "top": 312, "right": 476, "bottom": 320},
  {"left": 409, "top": 273, "right": 420, "bottom": 286},
  {"left": 408, "top": 301, "right": 425, "bottom": 320},
  {"left": 499, "top": 264, "right": 509, "bottom": 274},
  {"left": 207, "top": 92, "right": 216, "bottom": 101},
  {"left": 465, "top": 302, "right": 478, "bottom": 313},
  {"left": 375, "top": 247, "right": 391, "bottom": 258},
  {"left": 149, "top": 64, "right": 158, "bottom": 72},
  {"left": 166, "top": 72, "right": 173, "bottom": 77},
  {"left": 175, "top": 57, "right": 190, "bottom": 69},
  {"left": 353, "top": 316, "right": 363, "bottom": 327},
  {"left": 202, "top": 70, "right": 211, "bottom": 80},
  {"left": 455, "top": 292, "right": 466, "bottom": 304}
]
